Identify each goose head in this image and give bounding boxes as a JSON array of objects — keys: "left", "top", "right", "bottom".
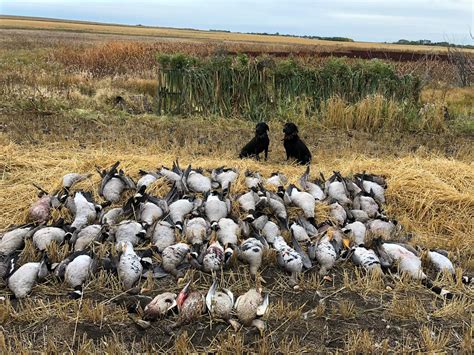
[{"left": 176, "top": 280, "right": 192, "bottom": 310}]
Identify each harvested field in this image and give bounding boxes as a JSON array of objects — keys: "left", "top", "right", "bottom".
[
  {"left": 1, "top": 116, "right": 473, "bottom": 353},
  {"left": 4, "top": 15, "right": 472, "bottom": 55},
  {"left": 0, "top": 20, "right": 473, "bottom": 353}
]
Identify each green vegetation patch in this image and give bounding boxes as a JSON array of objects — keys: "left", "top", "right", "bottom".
[{"left": 155, "top": 54, "right": 422, "bottom": 121}]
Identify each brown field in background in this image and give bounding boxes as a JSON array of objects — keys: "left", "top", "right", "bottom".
[{"left": 2, "top": 15, "right": 473, "bottom": 55}]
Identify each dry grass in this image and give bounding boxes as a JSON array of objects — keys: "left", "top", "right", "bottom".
[
  {"left": 420, "top": 326, "right": 451, "bottom": 352},
  {"left": 387, "top": 295, "right": 428, "bottom": 321},
  {"left": 319, "top": 94, "right": 445, "bottom": 132},
  {"left": 345, "top": 330, "right": 375, "bottom": 353}
]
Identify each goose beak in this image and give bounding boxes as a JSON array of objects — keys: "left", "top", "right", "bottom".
[
  {"left": 327, "top": 229, "right": 334, "bottom": 241},
  {"left": 342, "top": 238, "right": 351, "bottom": 249},
  {"left": 181, "top": 280, "right": 191, "bottom": 294},
  {"left": 209, "top": 230, "right": 217, "bottom": 244}
]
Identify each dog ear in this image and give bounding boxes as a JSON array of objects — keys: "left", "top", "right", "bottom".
[
  {"left": 293, "top": 124, "right": 298, "bottom": 133},
  {"left": 264, "top": 123, "right": 269, "bottom": 131}
]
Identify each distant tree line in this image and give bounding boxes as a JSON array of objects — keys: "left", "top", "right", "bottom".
[
  {"left": 393, "top": 39, "right": 474, "bottom": 49},
  {"left": 246, "top": 32, "right": 354, "bottom": 42},
  {"left": 207, "top": 29, "right": 354, "bottom": 42}
]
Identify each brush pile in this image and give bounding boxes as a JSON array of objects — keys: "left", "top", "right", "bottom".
[{"left": 0, "top": 160, "right": 471, "bottom": 332}]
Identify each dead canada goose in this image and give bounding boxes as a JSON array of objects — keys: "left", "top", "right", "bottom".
[
  {"left": 261, "top": 220, "right": 280, "bottom": 245},
  {"left": 328, "top": 200, "right": 347, "bottom": 226},
  {"left": 237, "top": 189, "right": 261, "bottom": 222},
  {"left": 265, "top": 191, "right": 288, "bottom": 229},
  {"left": 204, "top": 191, "right": 231, "bottom": 229},
  {"left": 161, "top": 242, "right": 191, "bottom": 278},
  {"left": 285, "top": 185, "right": 316, "bottom": 226},
  {"left": 149, "top": 220, "right": 176, "bottom": 252},
  {"left": 370, "top": 238, "right": 453, "bottom": 297},
  {"left": 7, "top": 254, "right": 50, "bottom": 298},
  {"left": 265, "top": 172, "right": 287, "bottom": 197},
  {"left": 366, "top": 218, "right": 399, "bottom": 240},
  {"left": 350, "top": 209, "right": 370, "bottom": 223},
  {"left": 139, "top": 199, "right": 166, "bottom": 229},
  {"left": 97, "top": 162, "right": 135, "bottom": 203},
  {"left": 143, "top": 292, "right": 177, "bottom": 320},
  {"left": 184, "top": 217, "right": 210, "bottom": 251},
  {"left": 326, "top": 172, "right": 352, "bottom": 206},
  {"left": 299, "top": 166, "right": 326, "bottom": 201},
  {"left": 0, "top": 225, "right": 38, "bottom": 256},
  {"left": 354, "top": 172, "right": 387, "bottom": 189},
  {"left": 99, "top": 207, "right": 124, "bottom": 225},
  {"left": 355, "top": 173, "right": 386, "bottom": 205},
  {"left": 239, "top": 235, "right": 266, "bottom": 277},
  {"left": 184, "top": 166, "right": 212, "bottom": 193},
  {"left": 70, "top": 191, "right": 98, "bottom": 233},
  {"left": 206, "top": 280, "right": 234, "bottom": 324},
  {"left": 65, "top": 252, "right": 94, "bottom": 299},
  {"left": 170, "top": 281, "right": 206, "bottom": 330},
  {"left": 117, "top": 241, "right": 143, "bottom": 291},
  {"left": 136, "top": 170, "right": 160, "bottom": 191},
  {"left": 233, "top": 288, "right": 269, "bottom": 335},
  {"left": 169, "top": 196, "right": 199, "bottom": 231},
  {"left": 216, "top": 218, "right": 240, "bottom": 262},
  {"left": 244, "top": 171, "right": 263, "bottom": 190},
  {"left": 311, "top": 228, "right": 348, "bottom": 277},
  {"left": 112, "top": 220, "right": 146, "bottom": 247},
  {"left": 353, "top": 192, "right": 380, "bottom": 218},
  {"left": 32, "top": 225, "right": 70, "bottom": 251},
  {"left": 342, "top": 221, "right": 367, "bottom": 247},
  {"left": 251, "top": 213, "right": 269, "bottom": 232},
  {"left": 289, "top": 221, "right": 311, "bottom": 244},
  {"left": 211, "top": 167, "right": 238, "bottom": 194},
  {"left": 72, "top": 224, "right": 108, "bottom": 251}
]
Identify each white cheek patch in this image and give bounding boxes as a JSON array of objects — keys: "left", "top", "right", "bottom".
[{"left": 439, "top": 289, "right": 452, "bottom": 297}]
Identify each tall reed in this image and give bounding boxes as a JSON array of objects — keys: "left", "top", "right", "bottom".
[{"left": 155, "top": 54, "right": 423, "bottom": 123}]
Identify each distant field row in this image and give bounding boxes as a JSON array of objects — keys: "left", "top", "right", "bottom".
[{"left": 1, "top": 15, "right": 469, "bottom": 54}]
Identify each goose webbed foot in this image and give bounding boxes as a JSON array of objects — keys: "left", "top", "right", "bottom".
[
  {"left": 251, "top": 319, "right": 266, "bottom": 336},
  {"left": 228, "top": 319, "right": 241, "bottom": 332}
]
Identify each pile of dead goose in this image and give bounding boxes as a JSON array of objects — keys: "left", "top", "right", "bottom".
[{"left": 0, "top": 161, "right": 471, "bottom": 332}]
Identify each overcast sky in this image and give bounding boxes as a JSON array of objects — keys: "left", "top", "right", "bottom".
[{"left": 1, "top": 0, "right": 473, "bottom": 44}]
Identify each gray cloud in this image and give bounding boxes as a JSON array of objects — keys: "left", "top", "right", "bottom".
[{"left": 1, "top": 0, "right": 472, "bottom": 43}]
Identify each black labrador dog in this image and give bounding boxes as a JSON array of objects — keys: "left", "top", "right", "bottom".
[
  {"left": 239, "top": 122, "right": 270, "bottom": 160},
  {"left": 283, "top": 122, "right": 311, "bottom": 165}
]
